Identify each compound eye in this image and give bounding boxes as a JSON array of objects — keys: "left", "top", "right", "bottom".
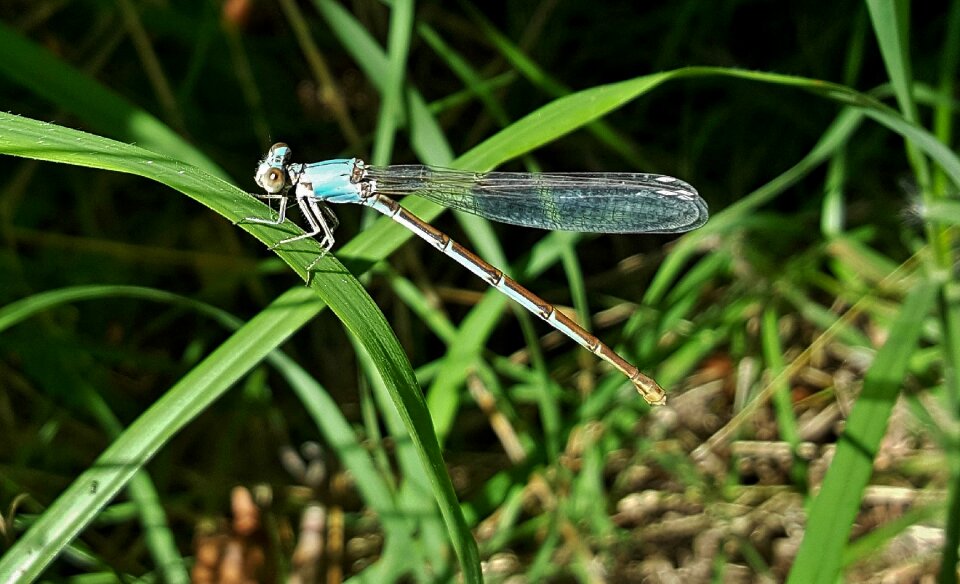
[{"left": 256, "top": 165, "right": 287, "bottom": 193}]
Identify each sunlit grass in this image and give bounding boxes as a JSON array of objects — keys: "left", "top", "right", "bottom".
[{"left": 0, "top": 1, "right": 958, "bottom": 582}]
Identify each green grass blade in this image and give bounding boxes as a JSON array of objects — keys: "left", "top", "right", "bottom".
[
  {"left": 933, "top": 3, "right": 960, "bottom": 186},
  {"left": 0, "top": 285, "right": 324, "bottom": 582},
  {"left": 461, "top": 2, "right": 652, "bottom": 169},
  {"left": 312, "top": 0, "right": 453, "bottom": 165},
  {"left": 451, "top": 71, "right": 671, "bottom": 171},
  {"left": 418, "top": 21, "right": 513, "bottom": 127},
  {"left": 353, "top": 335, "right": 455, "bottom": 579},
  {"left": 932, "top": 6, "right": 960, "bottom": 581},
  {"left": 866, "top": 0, "right": 918, "bottom": 123},
  {"left": 646, "top": 107, "right": 864, "bottom": 305},
  {"left": 867, "top": 0, "right": 932, "bottom": 196},
  {"left": 342, "top": 67, "right": 960, "bottom": 273},
  {"left": 786, "top": 278, "right": 938, "bottom": 583},
  {"left": 867, "top": 9, "right": 960, "bottom": 581},
  {"left": 122, "top": 454, "right": 188, "bottom": 583},
  {"left": 0, "top": 286, "right": 193, "bottom": 583},
  {"left": 371, "top": 0, "right": 413, "bottom": 165},
  {"left": 0, "top": 20, "right": 225, "bottom": 178},
  {"left": 453, "top": 66, "right": 960, "bottom": 180},
  {"left": 0, "top": 283, "right": 431, "bottom": 579},
  {"left": 371, "top": 0, "right": 414, "bottom": 166},
  {"left": 0, "top": 114, "right": 481, "bottom": 583},
  {"left": 760, "top": 305, "right": 806, "bottom": 489}
]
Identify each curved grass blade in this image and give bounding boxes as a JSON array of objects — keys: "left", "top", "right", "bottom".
[
  {"left": 0, "top": 286, "right": 192, "bottom": 583},
  {"left": 0, "top": 114, "right": 482, "bottom": 583},
  {"left": 0, "top": 285, "right": 326, "bottom": 582},
  {"left": 384, "top": 67, "right": 960, "bottom": 439},
  {"left": 0, "top": 20, "right": 226, "bottom": 179},
  {"left": 0, "top": 284, "right": 432, "bottom": 580}
]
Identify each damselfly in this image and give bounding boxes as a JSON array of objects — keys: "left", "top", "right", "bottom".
[{"left": 247, "top": 143, "right": 708, "bottom": 405}]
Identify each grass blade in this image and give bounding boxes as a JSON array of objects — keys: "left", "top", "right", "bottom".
[
  {"left": 371, "top": 0, "right": 415, "bottom": 166},
  {"left": 0, "top": 285, "right": 325, "bottom": 582},
  {"left": 787, "top": 278, "right": 938, "bottom": 583},
  {"left": 0, "top": 114, "right": 482, "bottom": 583},
  {"left": 312, "top": 0, "right": 453, "bottom": 165},
  {"left": 0, "top": 283, "right": 430, "bottom": 579},
  {"left": 0, "top": 21, "right": 224, "bottom": 178}
]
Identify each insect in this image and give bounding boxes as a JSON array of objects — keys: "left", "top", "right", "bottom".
[{"left": 246, "top": 143, "right": 707, "bottom": 404}]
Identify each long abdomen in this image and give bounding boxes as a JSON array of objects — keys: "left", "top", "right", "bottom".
[{"left": 361, "top": 193, "right": 667, "bottom": 405}]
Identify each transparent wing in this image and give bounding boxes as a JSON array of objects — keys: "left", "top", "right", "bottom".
[{"left": 364, "top": 165, "right": 708, "bottom": 234}]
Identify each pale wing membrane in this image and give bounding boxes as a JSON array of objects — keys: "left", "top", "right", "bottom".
[{"left": 365, "top": 165, "right": 708, "bottom": 234}]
